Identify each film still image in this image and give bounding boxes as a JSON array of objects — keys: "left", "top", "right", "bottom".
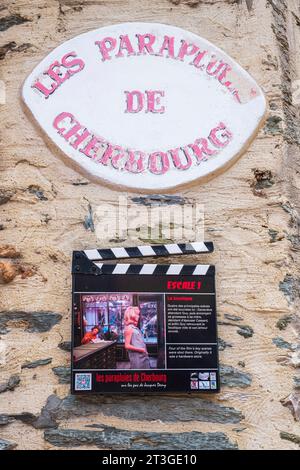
[{"left": 73, "top": 293, "right": 165, "bottom": 370}]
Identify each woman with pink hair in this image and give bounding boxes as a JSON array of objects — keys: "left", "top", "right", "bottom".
[{"left": 124, "top": 306, "right": 150, "bottom": 369}]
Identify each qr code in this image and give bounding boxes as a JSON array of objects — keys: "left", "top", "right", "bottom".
[{"left": 75, "top": 373, "right": 92, "bottom": 391}]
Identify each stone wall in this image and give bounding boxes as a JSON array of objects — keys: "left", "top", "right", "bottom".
[{"left": 1, "top": 0, "right": 300, "bottom": 450}]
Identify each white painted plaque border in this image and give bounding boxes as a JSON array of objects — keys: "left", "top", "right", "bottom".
[{"left": 22, "top": 22, "right": 267, "bottom": 192}]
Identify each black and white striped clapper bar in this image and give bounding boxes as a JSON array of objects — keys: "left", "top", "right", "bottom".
[{"left": 72, "top": 241, "right": 214, "bottom": 276}]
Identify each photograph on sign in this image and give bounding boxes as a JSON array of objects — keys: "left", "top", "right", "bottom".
[{"left": 74, "top": 293, "right": 166, "bottom": 370}]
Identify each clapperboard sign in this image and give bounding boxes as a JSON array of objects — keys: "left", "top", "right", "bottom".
[
  {"left": 71, "top": 242, "right": 219, "bottom": 394},
  {"left": 22, "top": 22, "right": 266, "bottom": 192}
]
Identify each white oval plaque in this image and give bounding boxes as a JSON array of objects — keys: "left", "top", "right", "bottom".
[{"left": 22, "top": 22, "right": 267, "bottom": 191}]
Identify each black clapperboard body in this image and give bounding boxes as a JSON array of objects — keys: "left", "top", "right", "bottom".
[{"left": 71, "top": 242, "right": 219, "bottom": 394}]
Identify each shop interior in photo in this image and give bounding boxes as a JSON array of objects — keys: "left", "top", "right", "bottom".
[{"left": 73, "top": 293, "right": 165, "bottom": 370}]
